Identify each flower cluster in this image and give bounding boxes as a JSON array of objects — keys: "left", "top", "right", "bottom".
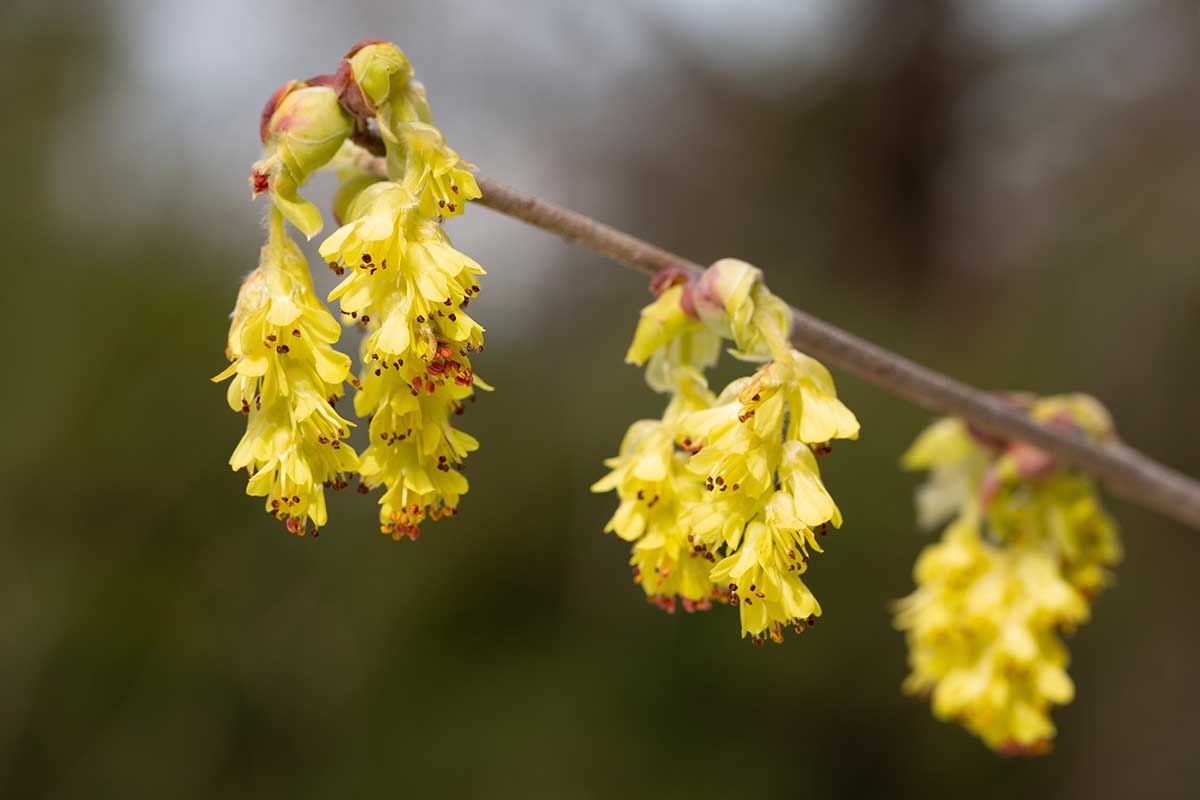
[
  {"left": 894, "top": 394, "right": 1122, "bottom": 754},
  {"left": 213, "top": 210, "right": 359, "bottom": 535},
  {"left": 216, "top": 40, "right": 488, "bottom": 538},
  {"left": 593, "top": 260, "right": 860, "bottom": 643}
]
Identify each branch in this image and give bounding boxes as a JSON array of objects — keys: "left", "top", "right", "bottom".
[{"left": 355, "top": 148, "right": 1200, "bottom": 532}]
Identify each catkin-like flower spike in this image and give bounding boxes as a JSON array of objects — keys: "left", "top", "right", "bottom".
[
  {"left": 894, "top": 516, "right": 1088, "bottom": 755},
  {"left": 320, "top": 40, "right": 489, "bottom": 540},
  {"left": 895, "top": 393, "right": 1123, "bottom": 754},
  {"left": 251, "top": 81, "right": 355, "bottom": 239},
  {"left": 679, "top": 368, "right": 847, "bottom": 644},
  {"left": 213, "top": 209, "right": 359, "bottom": 535},
  {"left": 597, "top": 256, "right": 859, "bottom": 643},
  {"left": 591, "top": 370, "right": 720, "bottom": 611}
]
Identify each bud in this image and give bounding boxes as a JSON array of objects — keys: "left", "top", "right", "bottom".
[
  {"left": 694, "top": 258, "right": 793, "bottom": 360},
  {"left": 693, "top": 258, "right": 759, "bottom": 338},
  {"left": 253, "top": 83, "right": 354, "bottom": 238},
  {"left": 346, "top": 40, "right": 414, "bottom": 111}
]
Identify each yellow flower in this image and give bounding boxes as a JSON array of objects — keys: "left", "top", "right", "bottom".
[
  {"left": 624, "top": 282, "right": 720, "bottom": 393},
  {"left": 213, "top": 210, "right": 358, "bottom": 534},
  {"left": 902, "top": 417, "right": 991, "bottom": 529},
  {"left": 985, "top": 473, "right": 1122, "bottom": 596},
  {"left": 679, "top": 360, "right": 852, "bottom": 643},
  {"left": 895, "top": 517, "right": 1088, "bottom": 754},
  {"left": 682, "top": 391, "right": 840, "bottom": 644},
  {"left": 320, "top": 142, "right": 488, "bottom": 538},
  {"left": 738, "top": 349, "right": 860, "bottom": 445},
  {"left": 221, "top": 40, "right": 490, "bottom": 539},
  {"left": 710, "top": 493, "right": 824, "bottom": 644},
  {"left": 599, "top": 258, "right": 858, "bottom": 642},
  {"left": 356, "top": 364, "right": 479, "bottom": 539},
  {"left": 897, "top": 393, "right": 1122, "bottom": 752},
  {"left": 402, "top": 124, "right": 482, "bottom": 220},
  {"left": 592, "top": 370, "right": 718, "bottom": 609}
]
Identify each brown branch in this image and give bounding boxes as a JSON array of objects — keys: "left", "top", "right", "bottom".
[{"left": 357, "top": 149, "right": 1200, "bottom": 532}]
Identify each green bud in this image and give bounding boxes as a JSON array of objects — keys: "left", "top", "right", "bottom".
[
  {"left": 346, "top": 41, "right": 413, "bottom": 110},
  {"left": 694, "top": 258, "right": 762, "bottom": 340},
  {"left": 254, "top": 83, "right": 354, "bottom": 238},
  {"left": 694, "top": 258, "right": 793, "bottom": 359},
  {"left": 267, "top": 85, "right": 354, "bottom": 184}
]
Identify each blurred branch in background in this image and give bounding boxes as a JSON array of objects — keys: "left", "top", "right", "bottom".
[{"left": 352, "top": 140, "right": 1200, "bottom": 531}]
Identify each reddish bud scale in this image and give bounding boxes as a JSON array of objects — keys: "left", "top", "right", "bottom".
[{"left": 260, "top": 79, "right": 301, "bottom": 143}]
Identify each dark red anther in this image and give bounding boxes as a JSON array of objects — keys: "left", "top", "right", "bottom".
[{"left": 251, "top": 169, "right": 269, "bottom": 196}]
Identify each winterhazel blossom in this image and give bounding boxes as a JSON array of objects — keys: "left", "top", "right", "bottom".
[
  {"left": 895, "top": 393, "right": 1122, "bottom": 753},
  {"left": 594, "top": 258, "right": 859, "bottom": 643},
  {"left": 318, "top": 42, "right": 489, "bottom": 540},
  {"left": 213, "top": 210, "right": 359, "bottom": 534},
  {"left": 216, "top": 39, "right": 488, "bottom": 538},
  {"left": 591, "top": 370, "right": 719, "bottom": 612}
]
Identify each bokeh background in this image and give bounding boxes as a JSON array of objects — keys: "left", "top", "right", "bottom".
[{"left": 3, "top": 0, "right": 1199, "bottom": 797}]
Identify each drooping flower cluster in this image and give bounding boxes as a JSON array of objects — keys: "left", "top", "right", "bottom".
[
  {"left": 318, "top": 42, "right": 486, "bottom": 540},
  {"left": 213, "top": 210, "right": 359, "bottom": 535},
  {"left": 894, "top": 394, "right": 1122, "bottom": 754},
  {"left": 215, "top": 40, "right": 488, "bottom": 539},
  {"left": 593, "top": 261, "right": 860, "bottom": 643}
]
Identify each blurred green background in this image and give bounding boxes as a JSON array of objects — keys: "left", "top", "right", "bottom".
[{"left": 3, "top": 0, "right": 1199, "bottom": 797}]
